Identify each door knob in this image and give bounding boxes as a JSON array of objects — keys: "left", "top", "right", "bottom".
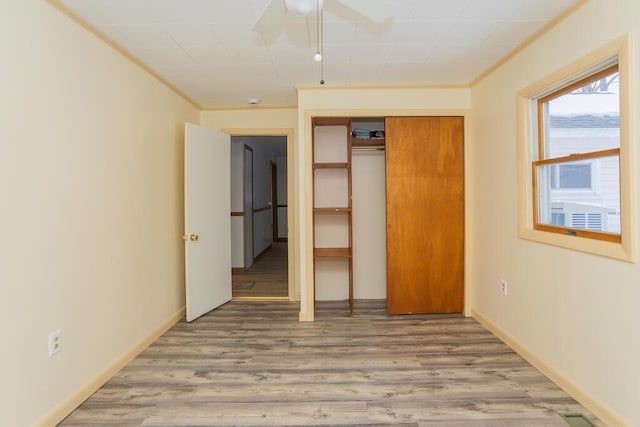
[
  {"left": 189, "top": 234, "right": 199, "bottom": 241},
  {"left": 182, "top": 235, "right": 188, "bottom": 241}
]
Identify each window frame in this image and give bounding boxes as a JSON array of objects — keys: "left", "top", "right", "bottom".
[
  {"left": 533, "top": 65, "right": 621, "bottom": 242},
  {"left": 516, "top": 33, "right": 635, "bottom": 262}
]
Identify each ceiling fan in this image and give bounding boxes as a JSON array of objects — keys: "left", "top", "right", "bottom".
[{"left": 253, "top": 0, "right": 394, "bottom": 33}]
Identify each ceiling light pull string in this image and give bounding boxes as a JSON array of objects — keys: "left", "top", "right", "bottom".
[
  {"left": 319, "top": 4, "right": 325, "bottom": 84},
  {"left": 313, "top": 0, "right": 323, "bottom": 62},
  {"left": 316, "top": 0, "right": 320, "bottom": 55},
  {"left": 319, "top": 0, "right": 323, "bottom": 56}
]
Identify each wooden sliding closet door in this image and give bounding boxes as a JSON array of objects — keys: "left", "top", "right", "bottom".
[{"left": 385, "top": 117, "right": 464, "bottom": 314}]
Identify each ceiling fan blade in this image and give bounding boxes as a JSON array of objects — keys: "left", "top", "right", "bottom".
[
  {"left": 336, "top": 0, "right": 393, "bottom": 23},
  {"left": 253, "top": 0, "right": 287, "bottom": 33}
]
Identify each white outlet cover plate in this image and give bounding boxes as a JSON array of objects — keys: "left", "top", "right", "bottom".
[{"left": 48, "top": 329, "right": 62, "bottom": 357}]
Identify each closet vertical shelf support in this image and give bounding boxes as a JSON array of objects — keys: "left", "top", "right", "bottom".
[{"left": 312, "top": 117, "right": 354, "bottom": 314}]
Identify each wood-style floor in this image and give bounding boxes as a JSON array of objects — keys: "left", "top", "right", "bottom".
[
  {"left": 232, "top": 242, "right": 288, "bottom": 299},
  {"left": 60, "top": 300, "right": 600, "bottom": 426}
]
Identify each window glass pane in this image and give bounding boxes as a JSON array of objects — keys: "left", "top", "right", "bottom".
[
  {"left": 537, "top": 155, "right": 620, "bottom": 234},
  {"left": 544, "top": 71, "right": 619, "bottom": 159},
  {"left": 559, "top": 164, "right": 591, "bottom": 189},
  {"left": 551, "top": 213, "right": 565, "bottom": 226}
]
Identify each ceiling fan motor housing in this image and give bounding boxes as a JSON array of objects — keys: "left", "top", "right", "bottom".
[{"left": 285, "top": 0, "right": 323, "bottom": 14}]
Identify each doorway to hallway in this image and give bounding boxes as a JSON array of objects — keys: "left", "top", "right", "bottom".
[{"left": 230, "top": 134, "right": 289, "bottom": 299}]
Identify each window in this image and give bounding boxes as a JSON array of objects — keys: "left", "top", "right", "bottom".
[
  {"left": 517, "top": 34, "right": 634, "bottom": 261},
  {"left": 533, "top": 64, "right": 621, "bottom": 243}
]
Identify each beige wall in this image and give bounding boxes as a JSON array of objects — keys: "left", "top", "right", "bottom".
[
  {"left": 201, "top": 108, "right": 297, "bottom": 131},
  {"left": 470, "top": 1, "right": 640, "bottom": 425},
  {"left": 0, "top": 2, "right": 199, "bottom": 425}
]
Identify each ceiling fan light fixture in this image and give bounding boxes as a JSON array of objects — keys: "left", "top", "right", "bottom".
[{"left": 285, "top": 0, "right": 322, "bottom": 15}]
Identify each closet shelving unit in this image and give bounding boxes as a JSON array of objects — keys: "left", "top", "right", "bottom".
[{"left": 312, "top": 117, "right": 354, "bottom": 313}]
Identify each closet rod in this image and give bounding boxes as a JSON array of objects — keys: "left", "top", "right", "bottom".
[
  {"left": 351, "top": 145, "right": 384, "bottom": 151},
  {"left": 352, "top": 147, "right": 385, "bottom": 152}
]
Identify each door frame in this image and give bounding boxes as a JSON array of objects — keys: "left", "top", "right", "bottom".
[{"left": 223, "top": 128, "right": 296, "bottom": 302}]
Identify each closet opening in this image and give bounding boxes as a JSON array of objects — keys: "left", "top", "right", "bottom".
[{"left": 311, "top": 116, "right": 465, "bottom": 316}]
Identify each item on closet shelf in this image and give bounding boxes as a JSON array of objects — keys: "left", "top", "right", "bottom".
[
  {"left": 371, "top": 130, "right": 385, "bottom": 139},
  {"left": 351, "top": 128, "right": 371, "bottom": 139}
]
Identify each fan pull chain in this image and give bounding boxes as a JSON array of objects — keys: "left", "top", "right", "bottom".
[{"left": 319, "top": 3, "right": 324, "bottom": 84}]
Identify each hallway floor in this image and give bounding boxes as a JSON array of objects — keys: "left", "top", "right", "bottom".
[{"left": 232, "top": 242, "right": 288, "bottom": 299}]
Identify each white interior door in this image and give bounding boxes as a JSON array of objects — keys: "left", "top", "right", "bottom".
[{"left": 185, "top": 123, "right": 232, "bottom": 322}]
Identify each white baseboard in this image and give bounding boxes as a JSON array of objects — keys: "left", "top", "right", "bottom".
[
  {"left": 34, "top": 306, "right": 185, "bottom": 427},
  {"left": 472, "top": 309, "right": 630, "bottom": 427}
]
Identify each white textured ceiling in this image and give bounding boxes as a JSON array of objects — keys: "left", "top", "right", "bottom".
[{"left": 57, "top": 0, "right": 579, "bottom": 108}]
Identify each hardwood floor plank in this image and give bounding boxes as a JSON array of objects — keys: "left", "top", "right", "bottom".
[
  {"left": 60, "top": 301, "right": 601, "bottom": 426},
  {"left": 367, "top": 399, "right": 579, "bottom": 426}
]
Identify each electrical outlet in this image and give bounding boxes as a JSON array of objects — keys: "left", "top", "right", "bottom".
[
  {"left": 48, "top": 329, "right": 62, "bottom": 357},
  {"left": 500, "top": 279, "right": 508, "bottom": 296}
]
